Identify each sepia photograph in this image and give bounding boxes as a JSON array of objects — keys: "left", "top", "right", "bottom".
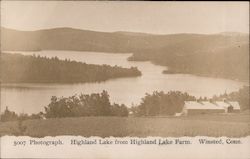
[{"left": 0, "top": 1, "right": 249, "bottom": 158}]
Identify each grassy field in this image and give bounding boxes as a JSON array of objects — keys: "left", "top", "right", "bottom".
[{"left": 0, "top": 113, "right": 249, "bottom": 137}]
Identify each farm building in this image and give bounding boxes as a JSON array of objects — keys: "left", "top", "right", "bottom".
[{"left": 181, "top": 101, "right": 240, "bottom": 115}]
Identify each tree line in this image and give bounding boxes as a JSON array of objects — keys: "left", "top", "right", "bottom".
[
  {"left": 0, "top": 86, "right": 249, "bottom": 122},
  {"left": 0, "top": 91, "right": 128, "bottom": 122},
  {"left": 44, "top": 90, "right": 128, "bottom": 118},
  {"left": 1, "top": 53, "right": 141, "bottom": 83},
  {"left": 130, "top": 91, "right": 196, "bottom": 116}
]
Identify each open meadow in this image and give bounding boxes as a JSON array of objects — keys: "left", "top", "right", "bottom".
[{"left": 0, "top": 112, "right": 249, "bottom": 137}]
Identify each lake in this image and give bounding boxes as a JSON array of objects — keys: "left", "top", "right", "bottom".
[{"left": 1, "top": 50, "right": 247, "bottom": 114}]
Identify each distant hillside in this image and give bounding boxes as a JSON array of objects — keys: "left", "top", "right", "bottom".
[
  {"left": 129, "top": 34, "right": 249, "bottom": 81},
  {"left": 1, "top": 27, "right": 204, "bottom": 52},
  {"left": 1, "top": 27, "right": 249, "bottom": 81}
]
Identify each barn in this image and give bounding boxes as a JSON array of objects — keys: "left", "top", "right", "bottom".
[{"left": 182, "top": 101, "right": 240, "bottom": 116}]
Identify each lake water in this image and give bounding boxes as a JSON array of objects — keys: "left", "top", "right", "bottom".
[{"left": 1, "top": 50, "right": 247, "bottom": 114}]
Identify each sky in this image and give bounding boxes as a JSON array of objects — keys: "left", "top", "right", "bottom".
[{"left": 1, "top": 1, "right": 249, "bottom": 34}]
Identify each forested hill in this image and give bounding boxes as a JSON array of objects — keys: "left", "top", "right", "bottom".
[
  {"left": 2, "top": 27, "right": 248, "bottom": 53},
  {"left": 1, "top": 53, "right": 141, "bottom": 83},
  {"left": 1, "top": 27, "right": 249, "bottom": 81},
  {"left": 1, "top": 27, "right": 204, "bottom": 52},
  {"left": 128, "top": 34, "right": 249, "bottom": 81}
]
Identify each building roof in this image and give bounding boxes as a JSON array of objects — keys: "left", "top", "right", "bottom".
[
  {"left": 215, "top": 101, "right": 229, "bottom": 108},
  {"left": 215, "top": 101, "right": 240, "bottom": 110},
  {"left": 184, "top": 101, "right": 224, "bottom": 110},
  {"left": 184, "top": 101, "right": 240, "bottom": 110}
]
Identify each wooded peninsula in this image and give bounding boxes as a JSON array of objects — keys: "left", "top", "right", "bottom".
[{"left": 1, "top": 53, "right": 141, "bottom": 83}]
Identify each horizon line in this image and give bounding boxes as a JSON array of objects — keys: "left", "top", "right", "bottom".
[{"left": 1, "top": 26, "right": 249, "bottom": 36}]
